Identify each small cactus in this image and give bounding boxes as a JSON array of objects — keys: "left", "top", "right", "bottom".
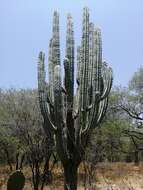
[{"left": 7, "top": 170, "right": 25, "bottom": 190}]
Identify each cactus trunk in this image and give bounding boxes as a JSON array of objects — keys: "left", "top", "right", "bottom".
[{"left": 63, "top": 164, "right": 78, "bottom": 190}]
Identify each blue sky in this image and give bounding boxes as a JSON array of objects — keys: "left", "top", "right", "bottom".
[{"left": 0, "top": 0, "right": 143, "bottom": 89}]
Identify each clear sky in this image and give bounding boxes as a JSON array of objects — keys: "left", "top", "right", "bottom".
[{"left": 0, "top": 0, "right": 143, "bottom": 89}]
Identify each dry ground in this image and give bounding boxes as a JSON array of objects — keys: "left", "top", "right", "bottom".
[{"left": 0, "top": 162, "right": 143, "bottom": 190}]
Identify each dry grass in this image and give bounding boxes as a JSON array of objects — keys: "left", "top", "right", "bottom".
[
  {"left": 96, "top": 162, "right": 143, "bottom": 190},
  {"left": 1, "top": 162, "right": 143, "bottom": 190}
]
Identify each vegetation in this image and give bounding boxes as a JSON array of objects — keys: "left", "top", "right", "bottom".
[
  {"left": 0, "top": 68, "right": 143, "bottom": 189},
  {"left": 0, "top": 6, "right": 143, "bottom": 190}
]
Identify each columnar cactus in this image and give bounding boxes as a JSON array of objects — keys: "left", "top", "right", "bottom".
[{"left": 38, "top": 7, "right": 113, "bottom": 190}]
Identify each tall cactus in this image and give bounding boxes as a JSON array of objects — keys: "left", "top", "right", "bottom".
[{"left": 37, "top": 7, "right": 113, "bottom": 190}]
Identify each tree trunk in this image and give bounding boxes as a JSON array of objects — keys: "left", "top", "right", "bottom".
[
  {"left": 20, "top": 154, "right": 25, "bottom": 170},
  {"left": 4, "top": 148, "right": 13, "bottom": 171},
  {"left": 134, "top": 150, "right": 139, "bottom": 165},
  {"left": 41, "top": 155, "right": 52, "bottom": 190},
  {"left": 30, "top": 162, "right": 40, "bottom": 190},
  {"left": 16, "top": 153, "right": 19, "bottom": 170},
  {"left": 63, "top": 163, "right": 78, "bottom": 190}
]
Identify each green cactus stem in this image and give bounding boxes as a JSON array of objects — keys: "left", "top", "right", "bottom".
[{"left": 7, "top": 170, "right": 25, "bottom": 190}]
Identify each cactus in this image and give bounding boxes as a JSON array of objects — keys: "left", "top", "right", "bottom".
[
  {"left": 7, "top": 170, "right": 25, "bottom": 190},
  {"left": 37, "top": 7, "right": 113, "bottom": 190}
]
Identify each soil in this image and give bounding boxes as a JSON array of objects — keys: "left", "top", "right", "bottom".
[{"left": 0, "top": 162, "right": 143, "bottom": 190}]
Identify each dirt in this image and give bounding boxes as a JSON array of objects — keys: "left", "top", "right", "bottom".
[{"left": 1, "top": 162, "right": 143, "bottom": 190}]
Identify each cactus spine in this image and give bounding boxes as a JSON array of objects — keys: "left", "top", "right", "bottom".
[{"left": 38, "top": 7, "right": 113, "bottom": 190}]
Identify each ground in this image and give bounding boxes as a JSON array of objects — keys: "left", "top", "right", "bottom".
[{"left": 0, "top": 162, "right": 143, "bottom": 190}]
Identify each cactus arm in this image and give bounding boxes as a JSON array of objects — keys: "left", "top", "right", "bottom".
[
  {"left": 38, "top": 51, "right": 57, "bottom": 131},
  {"left": 73, "top": 87, "right": 79, "bottom": 120},
  {"left": 82, "top": 23, "right": 97, "bottom": 134},
  {"left": 53, "top": 65, "right": 69, "bottom": 160},
  {"left": 86, "top": 97, "right": 108, "bottom": 131},
  {"left": 81, "top": 7, "right": 89, "bottom": 111},
  {"left": 81, "top": 92, "right": 100, "bottom": 134},
  {"left": 96, "top": 28, "right": 102, "bottom": 92},
  {"left": 87, "top": 23, "right": 94, "bottom": 106},
  {"left": 87, "top": 27, "right": 101, "bottom": 128},
  {"left": 100, "top": 64, "right": 113, "bottom": 100},
  {"left": 81, "top": 26, "right": 101, "bottom": 134},
  {"left": 64, "top": 14, "right": 74, "bottom": 110},
  {"left": 76, "top": 46, "right": 82, "bottom": 85},
  {"left": 77, "top": 7, "right": 90, "bottom": 135},
  {"left": 80, "top": 25, "right": 113, "bottom": 134},
  {"left": 64, "top": 58, "right": 70, "bottom": 99},
  {"left": 48, "top": 39, "right": 54, "bottom": 103},
  {"left": 53, "top": 65, "right": 64, "bottom": 128},
  {"left": 96, "top": 97, "right": 108, "bottom": 125},
  {"left": 52, "top": 11, "right": 60, "bottom": 66},
  {"left": 74, "top": 46, "right": 82, "bottom": 119}
]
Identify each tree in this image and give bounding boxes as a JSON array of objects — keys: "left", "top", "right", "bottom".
[
  {"left": 0, "top": 89, "right": 19, "bottom": 170},
  {"left": 120, "top": 67, "right": 143, "bottom": 122},
  {"left": 86, "top": 88, "right": 131, "bottom": 164},
  {"left": 0, "top": 89, "right": 55, "bottom": 190},
  {"left": 37, "top": 7, "right": 113, "bottom": 190},
  {"left": 123, "top": 129, "right": 143, "bottom": 164},
  {"left": 129, "top": 66, "right": 143, "bottom": 94},
  {"left": 117, "top": 68, "right": 143, "bottom": 164}
]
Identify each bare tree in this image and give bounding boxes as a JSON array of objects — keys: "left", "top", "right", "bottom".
[{"left": 0, "top": 89, "right": 55, "bottom": 190}]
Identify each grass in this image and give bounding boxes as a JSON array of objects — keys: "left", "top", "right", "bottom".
[{"left": 1, "top": 162, "right": 143, "bottom": 189}]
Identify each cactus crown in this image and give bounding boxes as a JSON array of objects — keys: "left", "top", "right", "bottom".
[{"left": 38, "top": 7, "right": 113, "bottom": 144}]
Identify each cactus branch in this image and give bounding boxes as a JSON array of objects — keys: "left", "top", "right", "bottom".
[{"left": 38, "top": 52, "right": 57, "bottom": 131}]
